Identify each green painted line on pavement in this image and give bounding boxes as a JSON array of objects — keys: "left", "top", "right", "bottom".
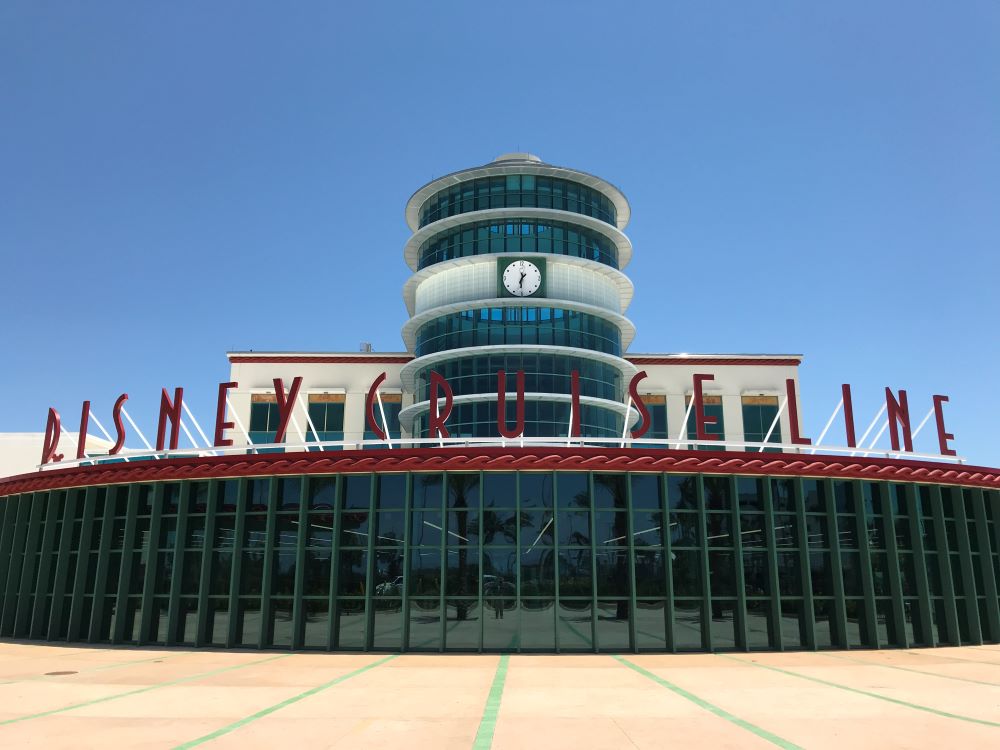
[
  {"left": 614, "top": 655, "right": 803, "bottom": 750},
  {"left": 0, "top": 653, "right": 176, "bottom": 686},
  {"left": 721, "top": 654, "right": 1000, "bottom": 728},
  {"left": 911, "top": 649, "right": 1000, "bottom": 667},
  {"left": 173, "top": 653, "right": 398, "bottom": 749},
  {"left": 473, "top": 654, "right": 509, "bottom": 750},
  {"left": 820, "top": 651, "right": 1000, "bottom": 687},
  {"left": 0, "top": 653, "right": 290, "bottom": 726}
]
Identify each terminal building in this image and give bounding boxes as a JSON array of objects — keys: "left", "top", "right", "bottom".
[{"left": 1, "top": 154, "right": 998, "bottom": 654}]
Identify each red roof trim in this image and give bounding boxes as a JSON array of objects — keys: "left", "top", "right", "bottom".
[
  {"left": 227, "top": 356, "right": 799, "bottom": 366},
  {"left": 626, "top": 358, "right": 801, "bottom": 366},
  {"left": 2, "top": 448, "right": 997, "bottom": 495},
  {"left": 229, "top": 356, "right": 414, "bottom": 364}
]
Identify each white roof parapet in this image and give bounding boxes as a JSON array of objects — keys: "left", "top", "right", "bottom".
[{"left": 405, "top": 156, "right": 631, "bottom": 232}]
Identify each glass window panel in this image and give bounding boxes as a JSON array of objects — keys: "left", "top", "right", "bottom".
[
  {"left": 337, "top": 599, "right": 366, "bottom": 649},
  {"left": 558, "top": 511, "right": 591, "bottom": 546},
  {"left": 445, "top": 600, "right": 480, "bottom": 650},
  {"left": 410, "top": 511, "right": 441, "bottom": 547},
  {"left": 672, "top": 550, "right": 703, "bottom": 597},
  {"left": 558, "top": 600, "right": 594, "bottom": 651},
  {"left": 595, "top": 549, "right": 630, "bottom": 596},
  {"left": 630, "top": 474, "right": 663, "bottom": 509},
  {"left": 555, "top": 473, "right": 587, "bottom": 509},
  {"left": 409, "top": 550, "right": 441, "bottom": 596},
  {"left": 667, "top": 476, "right": 698, "bottom": 510},
  {"left": 673, "top": 601, "right": 703, "bottom": 650},
  {"left": 520, "top": 600, "right": 555, "bottom": 651},
  {"left": 520, "top": 548, "right": 555, "bottom": 596},
  {"left": 742, "top": 551, "right": 770, "bottom": 596}
]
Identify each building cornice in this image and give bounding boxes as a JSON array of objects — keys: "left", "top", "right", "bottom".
[{"left": 2, "top": 447, "right": 997, "bottom": 495}]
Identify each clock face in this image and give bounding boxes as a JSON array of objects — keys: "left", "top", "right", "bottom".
[{"left": 502, "top": 260, "right": 542, "bottom": 297}]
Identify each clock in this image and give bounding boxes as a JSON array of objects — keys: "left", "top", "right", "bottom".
[{"left": 501, "top": 259, "right": 543, "bottom": 297}]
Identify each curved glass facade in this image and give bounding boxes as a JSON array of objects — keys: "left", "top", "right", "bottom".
[
  {"left": 414, "top": 307, "right": 622, "bottom": 358},
  {"left": 413, "top": 354, "right": 624, "bottom": 403},
  {"left": 419, "top": 175, "right": 617, "bottom": 228},
  {"left": 417, "top": 218, "right": 619, "bottom": 270},
  {"left": 412, "top": 400, "right": 624, "bottom": 439},
  {"left": 1, "top": 473, "right": 997, "bottom": 653}
]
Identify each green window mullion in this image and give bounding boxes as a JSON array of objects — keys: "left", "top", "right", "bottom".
[
  {"left": 436, "top": 474, "right": 445, "bottom": 653},
  {"left": 588, "top": 474, "right": 598, "bottom": 653},
  {"left": 761, "top": 478, "right": 783, "bottom": 650},
  {"left": 552, "top": 474, "right": 561, "bottom": 653},
  {"left": 364, "top": 475, "right": 378, "bottom": 652},
  {"left": 13, "top": 494, "right": 46, "bottom": 637},
  {"left": 30, "top": 493, "right": 61, "bottom": 639},
  {"left": 195, "top": 480, "right": 219, "bottom": 647},
  {"left": 225, "top": 479, "right": 248, "bottom": 648},
  {"left": 852, "top": 481, "right": 879, "bottom": 648},
  {"left": 111, "top": 486, "right": 138, "bottom": 643},
  {"left": 258, "top": 479, "right": 279, "bottom": 649},
  {"left": 971, "top": 489, "right": 1000, "bottom": 642},
  {"left": 400, "top": 475, "right": 411, "bottom": 651},
  {"left": 327, "top": 476, "right": 342, "bottom": 651},
  {"left": 1, "top": 497, "right": 30, "bottom": 635},
  {"left": 661, "top": 474, "right": 676, "bottom": 652},
  {"left": 165, "top": 483, "right": 191, "bottom": 645},
  {"left": 930, "top": 486, "right": 960, "bottom": 644},
  {"left": 515, "top": 473, "right": 522, "bottom": 654},
  {"left": 0, "top": 498, "right": 20, "bottom": 622},
  {"left": 905, "top": 485, "right": 935, "bottom": 646},
  {"left": 137, "top": 485, "right": 163, "bottom": 644},
  {"left": 290, "top": 477, "right": 308, "bottom": 650},
  {"left": 730, "top": 477, "right": 748, "bottom": 651},
  {"left": 793, "top": 479, "right": 817, "bottom": 650},
  {"left": 67, "top": 488, "right": 97, "bottom": 641},
  {"left": 881, "top": 486, "right": 909, "bottom": 647},
  {"left": 88, "top": 488, "right": 119, "bottom": 642},
  {"left": 952, "top": 490, "right": 983, "bottom": 644},
  {"left": 824, "top": 479, "right": 848, "bottom": 648},
  {"left": 695, "top": 475, "right": 711, "bottom": 651},
  {"left": 476, "top": 472, "right": 484, "bottom": 653},
  {"left": 625, "top": 473, "right": 639, "bottom": 653}
]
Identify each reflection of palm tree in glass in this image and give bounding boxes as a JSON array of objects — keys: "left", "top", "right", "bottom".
[
  {"left": 483, "top": 511, "right": 516, "bottom": 544},
  {"left": 594, "top": 475, "right": 630, "bottom": 620},
  {"left": 449, "top": 474, "right": 479, "bottom": 620}
]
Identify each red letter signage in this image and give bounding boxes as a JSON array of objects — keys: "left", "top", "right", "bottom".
[
  {"left": 428, "top": 371, "right": 454, "bottom": 438},
  {"left": 885, "top": 388, "right": 913, "bottom": 453},
  {"left": 110, "top": 394, "right": 128, "bottom": 454},
  {"left": 497, "top": 370, "right": 526, "bottom": 439},
  {"left": 214, "top": 382, "right": 238, "bottom": 447},
  {"left": 76, "top": 401, "right": 91, "bottom": 459},
  {"left": 41, "top": 407, "right": 63, "bottom": 465},
  {"left": 273, "top": 377, "right": 303, "bottom": 443},
  {"left": 785, "top": 379, "right": 810, "bottom": 445},
  {"left": 692, "top": 374, "right": 719, "bottom": 441},
  {"left": 628, "top": 371, "right": 652, "bottom": 440},
  {"left": 842, "top": 383, "right": 857, "bottom": 448},
  {"left": 156, "top": 387, "right": 184, "bottom": 451},
  {"left": 365, "top": 372, "right": 389, "bottom": 441},
  {"left": 933, "top": 394, "right": 956, "bottom": 456}
]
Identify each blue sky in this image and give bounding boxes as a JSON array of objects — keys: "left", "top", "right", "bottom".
[{"left": 1, "top": 2, "right": 997, "bottom": 465}]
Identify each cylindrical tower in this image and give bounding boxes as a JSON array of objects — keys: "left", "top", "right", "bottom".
[{"left": 399, "top": 153, "right": 639, "bottom": 438}]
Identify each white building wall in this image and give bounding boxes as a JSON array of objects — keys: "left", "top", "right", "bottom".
[{"left": 225, "top": 353, "right": 805, "bottom": 450}]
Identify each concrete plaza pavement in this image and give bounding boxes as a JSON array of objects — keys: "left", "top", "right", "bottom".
[{"left": 0, "top": 643, "right": 998, "bottom": 748}]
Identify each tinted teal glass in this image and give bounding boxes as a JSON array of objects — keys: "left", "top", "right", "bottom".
[
  {"left": 418, "top": 218, "right": 619, "bottom": 269},
  {"left": 419, "top": 175, "right": 617, "bottom": 228},
  {"left": 413, "top": 400, "right": 624, "bottom": 439},
  {"left": 414, "top": 307, "right": 622, "bottom": 358},
  {"left": 413, "top": 353, "right": 624, "bottom": 403}
]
